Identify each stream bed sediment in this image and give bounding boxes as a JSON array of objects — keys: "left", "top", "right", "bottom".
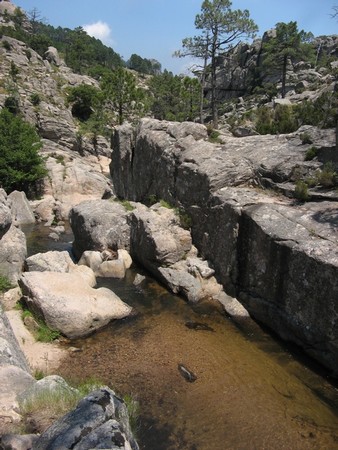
[{"left": 24, "top": 223, "right": 338, "bottom": 450}]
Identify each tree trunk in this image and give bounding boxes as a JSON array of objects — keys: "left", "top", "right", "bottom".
[
  {"left": 281, "top": 54, "right": 287, "bottom": 98},
  {"left": 199, "top": 35, "right": 210, "bottom": 125},
  {"left": 211, "top": 54, "right": 218, "bottom": 129},
  {"left": 119, "top": 102, "right": 123, "bottom": 125}
]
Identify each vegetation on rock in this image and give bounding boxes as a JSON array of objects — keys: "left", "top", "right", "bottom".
[
  {"left": 100, "top": 67, "right": 148, "bottom": 125},
  {"left": 0, "top": 108, "right": 46, "bottom": 196},
  {"left": 0, "top": 274, "right": 13, "bottom": 293},
  {"left": 260, "top": 22, "right": 315, "bottom": 98},
  {"left": 148, "top": 70, "right": 200, "bottom": 121}
]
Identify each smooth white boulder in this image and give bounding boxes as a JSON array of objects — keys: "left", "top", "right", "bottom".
[{"left": 19, "top": 271, "right": 132, "bottom": 339}]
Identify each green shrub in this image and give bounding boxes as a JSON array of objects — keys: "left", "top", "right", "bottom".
[
  {"left": 66, "top": 84, "right": 101, "bottom": 121},
  {"left": 294, "top": 180, "right": 309, "bottom": 201},
  {"left": 255, "top": 106, "right": 276, "bottom": 134},
  {"left": 50, "top": 153, "right": 65, "bottom": 165},
  {"left": 207, "top": 128, "right": 222, "bottom": 143},
  {"left": 299, "top": 132, "right": 313, "bottom": 145},
  {"left": 20, "top": 386, "right": 81, "bottom": 424},
  {"left": 30, "top": 92, "right": 41, "bottom": 106},
  {"left": 0, "top": 108, "right": 46, "bottom": 196},
  {"left": 273, "top": 104, "right": 298, "bottom": 134},
  {"left": 10, "top": 61, "right": 19, "bottom": 82},
  {"left": 159, "top": 199, "right": 173, "bottom": 209},
  {"left": 294, "top": 92, "right": 338, "bottom": 129},
  {"left": 34, "top": 369, "right": 46, "bottom": 380},
  {"left": 4, "top": 95, "right": 20, "bottom": 114},
  {"left": 19, "top": 376, "right": 105, "bottom": 432},
  {"left": 36, "top": 322, "right": 60, "bottom": 342},
  {"left": 178, "top": 209, "right": 192, "bottom": 230},
  {"left": 123, "top": 393, "right": 140, "bottom": 434},
  {"left": 304, "top": 146, "right": 318, "bottom": 161},
  {"left": 119, "top": 199, "right": 134, "bottom": 211},
  {"left": 24, "top": 49, "right": 32, "bottom": 61},
  {"left": 0, "top": 275, "right": 13, "bottom": 293},
  {"left": 316, "top": 162, "right": 337, "bottom": 188},
  {"left": 74, "top": 377, "right": 103, "bottom": 397},
  {"left": 147, "top": 194, "right": 158, "bottom": 206},
  {"left": 21, "top": 309, "right": 33, "bottom": 320},
  {"left": 17, "top": 300, "right": 60, "bottom": 342},
  {"left": 255, "top": 104, "right": 299, "bottom": 135},
  {"left": 2, "top": 40, "right": 11, "bottom": 51}
]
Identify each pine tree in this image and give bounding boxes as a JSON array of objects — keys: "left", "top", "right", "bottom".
[
  {"left": 0, "top": 109, "right": 46, "bottom": 196},
  {"left": 176, "top": 0, "right": 257, "bottom": 128},
  {"left": 261, "top": 22, "right": 314, "bottom": 98}
]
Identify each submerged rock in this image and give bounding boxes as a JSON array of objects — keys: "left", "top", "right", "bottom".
[
  {"left": 185, "top": 321, "right": 215, "bottom": 332},
  {"left": 178, "top": 364, "right": 197, "bottom": 383}
]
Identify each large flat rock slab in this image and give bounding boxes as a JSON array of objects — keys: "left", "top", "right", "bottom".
[{"left": 19, "top": 271, "right": 133, "bottom": 339}]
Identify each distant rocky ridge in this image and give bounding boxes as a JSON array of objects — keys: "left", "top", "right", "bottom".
[
  {"left": 0, "top": 33, "right": 113, "bottom": 222},
  {"left": 207, "top": 31, "right": 338, "bottom": 102}
]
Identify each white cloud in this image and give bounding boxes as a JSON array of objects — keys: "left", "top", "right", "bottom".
[{"left": 83, "top": 21, "right": 115, "bottom": 47}]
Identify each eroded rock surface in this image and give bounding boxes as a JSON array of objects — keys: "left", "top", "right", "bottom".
[
  {"left": 111, "top": 118, "right": 338, "bottom": 373},
  {"left": 0, "top": 191, "right": 27, "bottom": 284},
  {"left": 33, "top": 388, "right": 139, "bottom": 450},
  {"left": 70, "top": 200, "right": 131, "bottom": 259}
]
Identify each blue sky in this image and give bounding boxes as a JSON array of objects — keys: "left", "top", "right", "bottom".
[{"left": 13, "top": 0, "right": 338, "bottom": 74}]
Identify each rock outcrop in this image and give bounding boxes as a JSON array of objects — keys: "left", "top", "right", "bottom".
[
  {"left": 111, "top": 119, "right": 335, "bottom": 204},
  {"left": 207, "top": 33, "right": 338, "bottom": 101},
  {"left": 39, "top": 142, "right": 113, "bottom": 221},
  {"left": 0, "top": 303, "right": 35, "bottom": 433},
  {"left": 0, "top": 34, "right": 113, "bottom": 222},
  {"left": 71, "top": 198, "right": 247, "bottom": 309},
  {"left": 70, "top": 200, "right": 132, "bottom": 259},
  {"left": 7, "top": 191, "right": 35, "bottom": 226},
  {"left": 78, "top": 249, "right": 132, "bottom": 278},
  {"left": 19, "top": 271, "right": 133, "bottom": 339},
  {"left": 0, "top": 190, "right": 27, "bottom": 284},
  {"left": 32, "top": 388, "right": 139, "bottom": 450},
  {"left": 111, "top": 118, "right": 338, "bottom": 373}
]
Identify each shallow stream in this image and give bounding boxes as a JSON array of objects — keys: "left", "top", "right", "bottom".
[{"left": 23, "top": 223, "right": 338, "bottom": 450}]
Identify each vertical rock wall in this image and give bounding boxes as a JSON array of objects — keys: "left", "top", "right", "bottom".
[{"left": 110, "top": 119, "right": 338, "bottom": 373}]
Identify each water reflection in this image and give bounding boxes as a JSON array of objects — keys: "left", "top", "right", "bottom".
[{"left": 21, "top": 222, "right": 74, "bottom": 257}]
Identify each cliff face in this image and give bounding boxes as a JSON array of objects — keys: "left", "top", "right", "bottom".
[
  {"left": 207, "top": 33, "right": 338, "bottom": 101},
  {"left": 111, "top": 118, "right": 338, "bottom": 373},
  {"left": 0, "top": 34, "right": 113, "bottom": 220}
]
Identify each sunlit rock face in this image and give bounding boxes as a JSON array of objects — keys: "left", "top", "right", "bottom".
[{"left": 111, "top": 118, "right": 338, "bottom": 373}]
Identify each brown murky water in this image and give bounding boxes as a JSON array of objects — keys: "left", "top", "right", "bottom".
[
  {"left": 23, "top": 224, "right": 338, "bottom": 450},
  {"left": 57, "top": 273, "right": 338, "bottom": 450}
]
